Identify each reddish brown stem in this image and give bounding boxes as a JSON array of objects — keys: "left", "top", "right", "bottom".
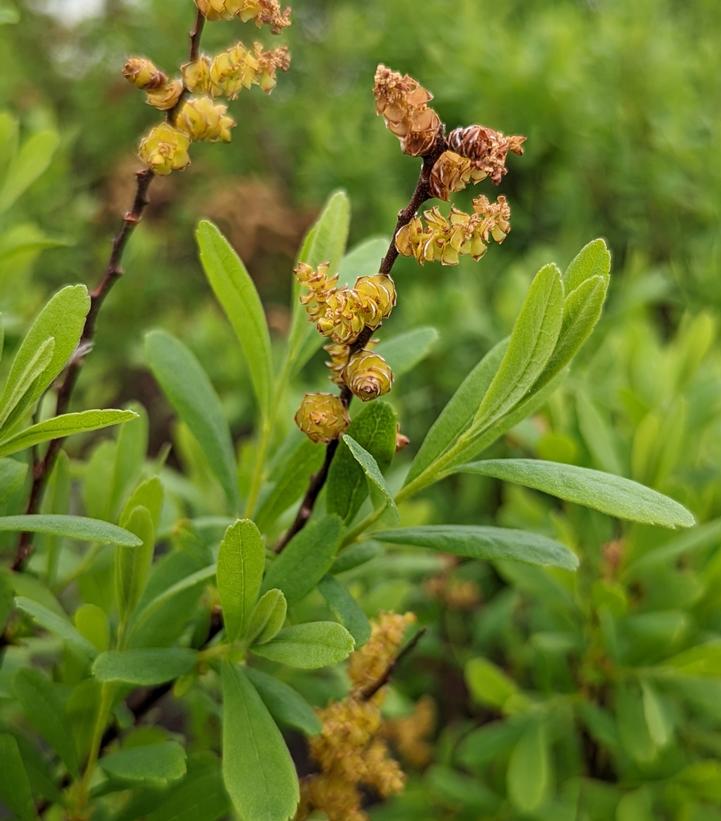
[
  {"left": 362, "top": 627, "right": 427, "bottom": 701},
  {"left": 275, "top": 139, "right": 446, "bottom": 552}
]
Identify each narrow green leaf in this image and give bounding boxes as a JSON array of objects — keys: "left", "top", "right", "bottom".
[
  {"left": 318, "top": 575, "right": 372, "bottom": 646},
  {"left": 465, "top": 658, "right": 529, "bottom": 713},
  {"left": 454, "top": 459, "right": 695, "bottom": 529},
  {"left": 196, "top": 220, "right": 273, "bottom": 416},
  {"left": 659, "top": 641, "right": 721, "bottom": 677},
  {"left": 327, "top": 402, "right": 397, "bottom": 522},
  {"left": 92, "top": 648, "right": 197, "bottom": 685},
  {"left": 507, "top": 722, "right": 549, "bottom": 812},
  {"left": 373, "top": 526, "right": 579, "bottom": 570},
  {"left": 377, "top": 326, "right": 439, "bottom": 377},
  {"left": 255, "top": 436, "right": 324, "bottom": 532},
  {"left": 245, "top": 667, "right": 322, "bottom": 736},
  {"left": 0, "top": 514, "right": 142, "bottom": 546},
  {"left": 626, "top": 518, "right": 721, "bottom": 576},
  {"left": 286, "top": 191, "right": 351, "bottom": 374},
  {"left": 0, "top": 408, "right": 137, "bottom": 458},
  {"left": 0, "top": 129, "right": 60, "bottom": 212},
  {"left": 331, "top": 541, "right": 383, "bottom": 574},
  {"left": 14, "top": 596, "right": 96, "bottom": 657},
  {"left": 641, "top": 682, "right": 672, "bottom": 747},
  {"left": 74, "top": 603, "right": 109, "bottom": 652},
  {"left": 0, "top": 457, "right": 27, "bottom": 511},
  {"left": 145, "top": 330, "right": 238, "bottom": 508},
  {"left": 115, "top": 506, "right": 155, "bottom": 620},
  {"left": 405, "top": 340, "right": 506, "bottom": 488},
  {"left": 221, "top": 663, "right": 299, "bottom": 820},
  {"left": 0, "top": 284, "right": 89, "bottom": 414},
  {"left": 252, "top": 622, "right": 355, "bottom": 669},
  {"left": 217, "top": 519, "right": 265, "bottom": 641},
  {"left": 342, "top": 435, "right": 398, "bottom": 523},
  {"left": 474, "top": 263, "right": 564, "bottom": 429},
  {"left": 0, "top": 734, "right": 35, "bottom": 821},
  {"left": 109, "top": 403, "right": 149, "bottom": 519},
  {"left": 576, "top": 391, "right": 624, "bottom": 475},
  {"left": 14, "top": 669, "right": 80, "bottom": 777},
  {"left": 564, "top": 237, "right": 611, "bottom": 292},
  {"left": 100, "top": 742, "right": 187, "bottom": 787},
  {"left": 262, "top": 515, "right": 343, "bottom": 604},
  {"left": 0, "top": 336, "right": 54, "bottom": 429},
  {"left": 246, "top": 588, "right": 287, "bottom": 645}
]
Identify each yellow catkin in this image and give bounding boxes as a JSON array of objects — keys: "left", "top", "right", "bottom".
[{"left": 294, "top": 392, "right": 350, "bottom": 443}]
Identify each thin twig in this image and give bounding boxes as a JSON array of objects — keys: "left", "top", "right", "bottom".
[
  {"left": 361, "top": 627, "right": 427, "bottom": 701},
  {"left": 275, "top": 138, "right": 446, "bottom": 552}
]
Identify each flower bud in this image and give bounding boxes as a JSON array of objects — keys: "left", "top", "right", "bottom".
[
  {"left": 295, "top": 393, "right": 350, "bottom": 443},
  {"left": 429, "top": 151, "right": 473, "bottom": 200},
  {"left": 182, "top": 57, "right": 212, "bottom": 94},
  {"left": 145, "top": 78, "right": 184, "bottom": 111},
  {"left": 316, "top": 289, "right": 366, "bottom": 344},
  {"left": 354, "top": 274, "right": 396, "bottom": 325},
  {"left": 176, "top": 96, "right": 235, "bottom": 142},
  {"left": 122, "top": 57, "right": 166, "bottom": 90},
  {"left": 295, "top": 261, "right": 339, "bottom": 323},
  {"left": 138, "top": 123, "right": 191, "bottom": 175},
  {"left": 447, "top": 125, "right": 526, "bottom": 185},
  {"left": 345, "top": 350, "right": 394, "bottom": 401},
  {"left": 209, "top": 42, "right": 290, "bottom": 99},
  {"left": 195, "top": 0, "right": 238, "bottom": 20}
]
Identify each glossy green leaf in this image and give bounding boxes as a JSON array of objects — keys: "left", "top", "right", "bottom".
[
  {"left": 196, "top": 220, "right": 273, "bottom": 416},
  {"left": 0, "top": 734, "right": 35, "bottom": 821},
  {"left": 245, "top": 667, "right": 322, "bottom": 736},
  {"left": 373, "top": 525, "right": 579, "bottom": 570},
  {"left": 246, "top": 588, "right": 287, "bottom": 645},
  {"left": 318, "top": 574, "right": 371, "bottom": 646},
  {"left": 331, "top": 541, "right": 383, "bottom": 574},
  {"left": 507, "top": 721, "right": 550, "bottom": 812},
  {"left": 255, "top": 436, "right": 324, "bottom": 531},
  {"left": 262, "top": 514, "right": 343, "bottom": 604},
  {"left": 115, "top": 506, "right": 155, "bottom": 620},
  {"left": 342, "top": 435, "right": 398, "bottom": 522},
  {"left": 145, "top": 330, "right": 238, "bottom": 508},
  {"left": 14, "top": 596, "right": 96, "bottom": 657},
  {"left": 0, "top": 336, "right": 54, "bottom": 429},
  {"left": 474, "top": 263, "right": 564, "bottom": 430},
  {"left": 100, "top": 742, "right": 187, "bottom": 787},
  {"left": 564, "top": 237, "right": 611, "bottom": 292},
  {"left": 93, "top": 648, "right": 197, "bottom": 685},
  {"left": 0, "top": 514, "right": 142, "bottom": 546},
  {"left": 252, "top": 621, "right": 355, "bottom": 669},
  {"left": 221, "top": 663, "right": 299, "bottom": 820},
  {"left": 14, "top": 669, "right": 80, "bottom": 777},
  {"left": 217, "top": 519, "right": 265, "bottom": 641},
  {"left": 0, "top": 408, "right": 137, "bottom": 458},
  {"left": 0, "top": 129, "right": 59, "bottom": 212},
  {"left": 327, "top": 402, "right": 397, "bottom": 522},
  {"left": 377, "top": 326, "right": 439, "bottom": 377},
  {"left": 454, "top": 459, "right": 695, "bottom": 529}
]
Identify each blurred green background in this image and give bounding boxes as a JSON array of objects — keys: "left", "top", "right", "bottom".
[{"left": 2, "top": 0, "right": 721, "bottom": 817}]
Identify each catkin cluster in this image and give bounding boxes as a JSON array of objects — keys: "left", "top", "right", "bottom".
[
  {"left": 374, "top": 65, "right": 525, "bottom": 264},
  {"left": 123, "top": 2, "right": 291, "bottom": 176},
  {"left": 297, "top": 613, "right": 418, "bottom": 821}
]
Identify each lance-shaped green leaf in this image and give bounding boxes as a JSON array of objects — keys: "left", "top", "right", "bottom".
[
  {"left": 0, "top": 129, "right": 60, "bottom": 213},
  {"left": 328, "top": 402, "right": 397, "bottom": 522},
  {"left": 100, "top": 742, "right": 187, "bottom": 787},
  {"left": 0, "top": 734, "right": 35, "bottom": 821},
  {"left": 0, "top": 457, "right": 27, "bottom": 512},
  {"left": 252, "top": 622, "right": 355, "bottom": 669},
  {"left": 319, "top": 574, "right": 371, "bottom": 646},
  {"left": 115, "top": 506, "right": 154, "bottom": 621},
  {"left": 217, "top": 519, "right": 265, "bottom": 641},
  {"left": 13, "top": 669, "right": 80, "bottom": 777},
  {"left": 221, "top": 663, "right": 299, "bottom": 821},
  {"left": 145, "top": 330, "right": 238, "bottom": 509},
  {"left": 341, "top": 435, "right": 398, "bottom": 523},
  {"left": 246, "top": 588, "right": 287, "bottom": 645},
  {"left": 0, "top": 514, "right": 141, "bottom": 546},
  {"left": 453, "top": 459, "right": 694, "bottom": 529},
  {"left": 0, "top": 408, "right": 137, "bottom": 458},
  {"left": 14, "top": 596, "right": 97, "bottom": 657},
  {"left": 473, "top": 263, "right": 563, "bottom": 431},
  {"left": 245, "top": 667, "right": 322, "bottom": 736},
  {"left": 564, "top": 237, "right": 611, "bottom": 292},
  {"left": 0, "top": 336, "right": 54, "bottom": 429},
  {"left": 286, "top": 191, "right": 351, "bottom": 374},
  {"left": 373, "top": 526, "right": 579, "bottom": 570},
  {"left": 196, "top": 220, "right": 273, "bottom": 417},
  {"left": 92, "top": 648, "right": 197, "bottom": 685},
  {"left": 262, "top": 515, "right": 343, "bottom": 604},
  {"left": 0, "top": 284, "right": 89, "bottom": 413},
  {"left": 377, "top": 326, "right": 439, "bottom": 377},
  {"left": 507, "top": 721, "right": 550, "bottom": 813}
]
